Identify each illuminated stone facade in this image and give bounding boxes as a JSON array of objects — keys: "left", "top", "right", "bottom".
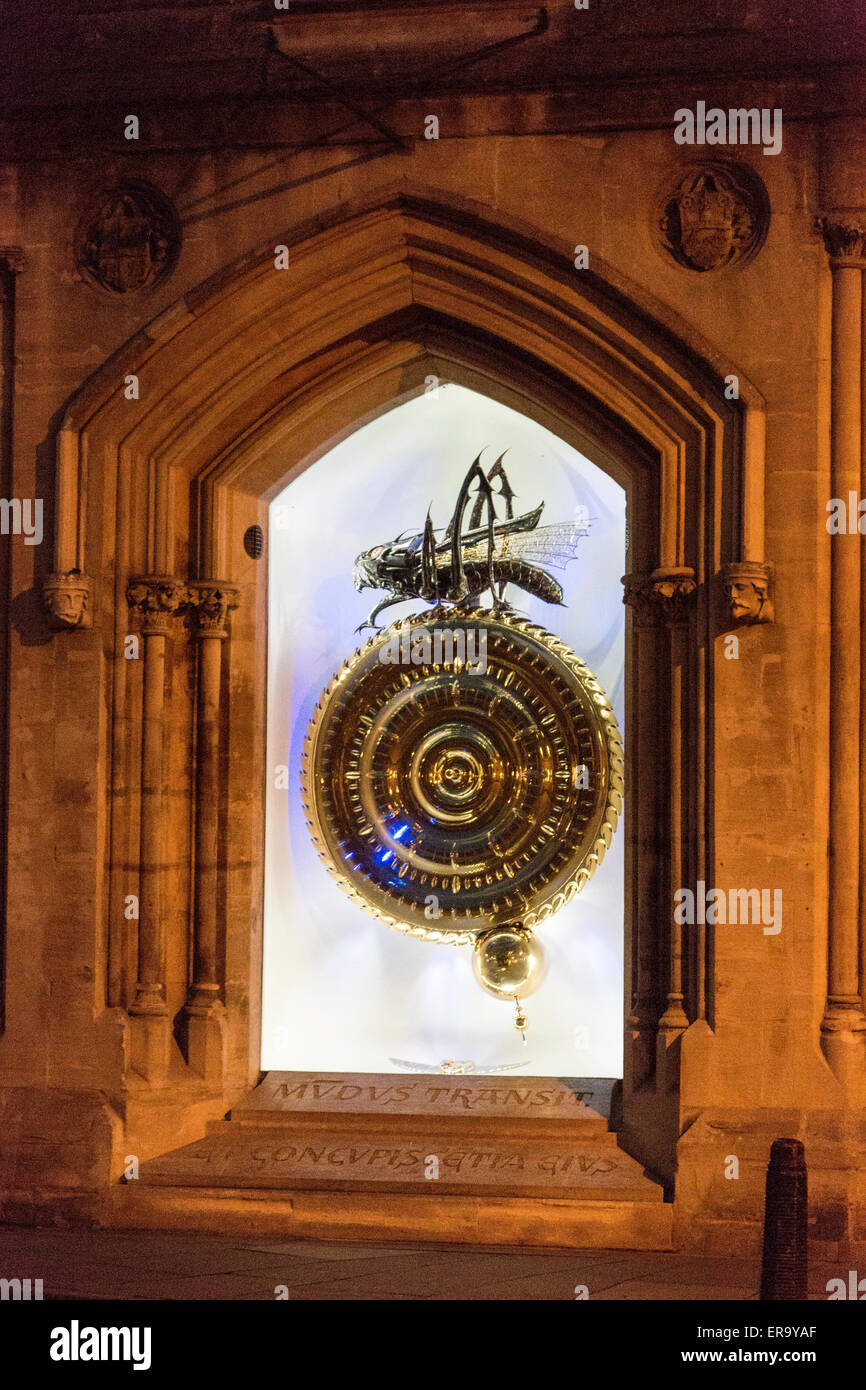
[{"left": 0, "top": 0, "right": 865, "bottom": 1258}]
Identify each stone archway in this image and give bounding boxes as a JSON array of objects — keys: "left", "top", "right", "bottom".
[{"left": 45, "top": 190, "right": 770, "bottom": 1187}]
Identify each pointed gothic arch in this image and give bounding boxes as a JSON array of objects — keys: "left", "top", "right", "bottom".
[{"left": 45, "top": 191, "right": 771, "bottom": 1182}]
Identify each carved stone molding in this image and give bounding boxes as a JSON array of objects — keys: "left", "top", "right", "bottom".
[
  {"left": 43, "top": 570, "right": 93, "bottom": 630},
  {"left": 722, "top": 560, "right": 774, "bottom": 625},
  {"left": 187, "top": 581, "right": 241, "bottom": 639},
  {"left": 658, "top": 163, "right": 769, "bottom": 272},
  {"left": 126, "top": 576, "right": 189, "bottom": 636},
  {"left": 815, "top": 217, "right": 866, "bottom": 268}
]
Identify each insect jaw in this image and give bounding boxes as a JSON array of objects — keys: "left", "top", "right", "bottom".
[{"left": 353, "top": 547, "right": 381, "bottom": 590}]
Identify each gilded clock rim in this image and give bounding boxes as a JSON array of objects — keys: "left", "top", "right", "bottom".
[{"left": 300, "top": 608, "right": 623, "bottom": 946}]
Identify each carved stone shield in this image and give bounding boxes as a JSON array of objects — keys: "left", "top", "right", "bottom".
[
  {"left": 658, "top": 164, "right": 767, "bottom": 272},
  {"left": 76, "top": 185, "right": 179, "bottom": 294}
]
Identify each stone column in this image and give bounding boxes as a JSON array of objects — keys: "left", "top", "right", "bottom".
[
  {"left": 650, "top": 568, "right": 696, "bottom": 1057},
  {"left": 817, "top": 220, "right": 866, "bottom": 1089},
  {"left": 622, "top": 573, "right": 664, "bottom": 1086},
  {"left": 126, "top": 576, "right": 188, "bottom": 1081},
  {"left": 183, "top": 581, "right": 239, "bottom": 1080},
  {"left": 44, "top": 426, "right": 93, "bottom": 630}
]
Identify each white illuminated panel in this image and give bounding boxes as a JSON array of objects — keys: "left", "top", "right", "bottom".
[{"left": 263, "top": 386, "right": 625, "bottom": 1076}]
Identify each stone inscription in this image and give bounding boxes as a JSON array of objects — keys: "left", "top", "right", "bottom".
[
  {"left": 230, "top": 1144, "right": 617, "bottom": 1178},
  {"left": 273, "top": 1081, "right": 593, "bottom": 1109},
  {"left": 140, "top": 1131, "right": 650, "bottom": 1195},
  {"left": 236, "top": 1072, "right": 609, "bottom": 1121}
]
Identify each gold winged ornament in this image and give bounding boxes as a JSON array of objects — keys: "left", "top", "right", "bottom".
[{"left": 301, "top": 455, "right": 623, "bottom": 1037}]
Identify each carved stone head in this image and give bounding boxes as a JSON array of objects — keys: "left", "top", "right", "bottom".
[
  {"left": 727, "top": 579, "right": 763, "bottom": 620},
  {"left": 677, "top": 175, "right": 738, "bottom": 270},
  {"left": 43, "top": 571, "right": 92, "bottom": 629},
  {"left": 723, "top": 562, "right": 773, "bottom": 624}
]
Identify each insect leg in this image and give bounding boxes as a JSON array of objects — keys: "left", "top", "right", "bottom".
[
  {"left": 447, "top": 454, "right": 490, "bottom": 600},
  {"left": 355, "top": 595, "right": 407, "bottom": 633},
  {"left": 419, "top": 510, "right": 437, "bottom": 600},
  {"left": 487, "top": 453, "right": 515, "bottom": 520},
  {"left": 468, "top": 452, "right": 510, "bottom": 529}
]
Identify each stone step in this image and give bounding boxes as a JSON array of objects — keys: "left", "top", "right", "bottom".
[
  {"left": 207, "top": 1114, "right": 619, "bottom": 1143},
  {"left": 121, "top": 1071, "right": 670, "bottom": 1251},
  {"left": 228, "top": 1071, "right": 613, "bottom": 1139},
  {"left": 136, "top": 1123, "right": 662, "bottom": 1202},
  {"left": 111, "top": 1184, "right": 673, "bottom": 1250}
]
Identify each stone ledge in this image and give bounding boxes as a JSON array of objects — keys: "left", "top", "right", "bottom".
[{"left": 109, "top": 1184, "right": 674, "bottom": 1250}]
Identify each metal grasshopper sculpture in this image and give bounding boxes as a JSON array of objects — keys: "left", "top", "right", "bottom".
[{"left": 353, "top": 453, "right": 590, "bottom": 630}]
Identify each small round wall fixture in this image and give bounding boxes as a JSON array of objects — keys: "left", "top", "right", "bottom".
[{"left": 243, "top": 524, "right": 264, "bottom": 559}]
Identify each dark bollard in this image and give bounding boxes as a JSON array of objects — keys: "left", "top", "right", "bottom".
[{"left": 760, "top": 1138, "right": 808, "bottom": 1300}]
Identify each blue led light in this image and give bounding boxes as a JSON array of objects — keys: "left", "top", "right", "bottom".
[{"left": 373, "top": 820, "right": 411, "bottom": 866}]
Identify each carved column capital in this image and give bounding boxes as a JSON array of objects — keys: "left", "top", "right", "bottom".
[
  {"left": 43, "top": 570, "right": 93, "bottom": 629},
  {"left": 187, "top": 580, "right": 240, "bottom": 639},
  {"left": 722, "top": 560, "right": 774, "bottom": 624},
  {"left": 623, "top": 569, "right": 696, "bottom": 624},
  {"left": 622, "top": 572, "right": 661, "bottom": 626},
  {"left": 815, "top": 216, "right": 866, "bottom": 268},
  {"left": 649, "top": 567, "right": 697, "bottom": 621},
  {"left": 126, "top": 575, "right": 189, "bottom": 636}
]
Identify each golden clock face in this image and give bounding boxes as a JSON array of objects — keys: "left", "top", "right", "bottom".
[{"left": 301, "top": 609, "right": 622, "bottom": 945}]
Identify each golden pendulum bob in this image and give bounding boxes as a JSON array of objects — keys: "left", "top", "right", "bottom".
[{"left": 471, "top": 923, "right": 548, "bottom": 1041}]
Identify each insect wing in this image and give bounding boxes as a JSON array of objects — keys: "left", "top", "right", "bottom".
[
  {"left": 461, "top": 521, "right": 590, "bottom": 571},
  {"left": 435, "top": 503, "right": 544, "bottom": 557}
]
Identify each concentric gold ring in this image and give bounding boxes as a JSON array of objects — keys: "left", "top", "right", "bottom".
[{"left": 301, "top": 609, "right": 623, "bottom": 945}]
